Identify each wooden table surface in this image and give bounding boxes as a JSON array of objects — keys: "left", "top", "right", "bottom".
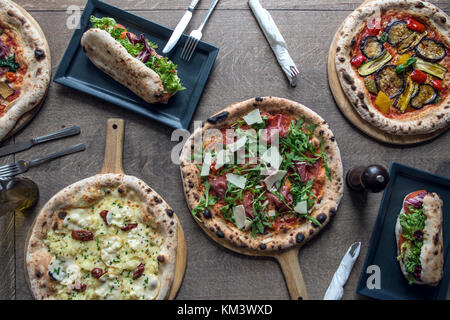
[{"left": 1, "top": 0, "right": 449, "bottom": 300}]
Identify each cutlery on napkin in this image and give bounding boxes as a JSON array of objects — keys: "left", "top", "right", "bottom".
[
  {"left": 323, "top": 242, "right": 361, "bottom": 300},
  {"left": 248, "top": 0, "right": 299, "bottom": 87}
]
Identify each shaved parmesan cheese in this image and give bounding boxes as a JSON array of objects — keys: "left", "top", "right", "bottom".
[
  {"left": 233, "top": 205, "right": 246, "bottom": 229},
  {"left": 244, "top": 219, "right": 252, "bottom": 231},
  {"left": 267, "top": 210, "right": 276, "bottom": 217},
  {"left": 214, "top": 149, "right": 233, "bottom": 170},
  {"left": 226, "top": 173, "right": 246, "bottom": 189},
  {"left": 261, "top": 237, "right": 273, "bottom": 244},
  {"left": 200, "top": 152, "right": 212, "bottom": 176},
  {"left": 263, "top": 170, "right": 287, "bottom": 189},
  {"left": 294, "top": 200, "right": 308, "bottom": 214},
  {"left": 228, "top": 136, "right": 247, "bottom": 152},
  {"left": 260, "top": 146, "right": 282, "bottom": 171},
  {"left": 243, "top": 109, "right": 263, "bottom": 125}
]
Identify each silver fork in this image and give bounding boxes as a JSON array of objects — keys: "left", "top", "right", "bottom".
[
  {"left": 0, "top": 143, "right": 85, "bottom": 177},
  {"left": 289, "top": 65, "right": 299, "bottom": 87},
  {"left": 181, "top": 0, "right": 220, "bottom": 61}
]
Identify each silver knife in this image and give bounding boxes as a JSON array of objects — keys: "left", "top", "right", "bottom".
[
  {"left": 162, "top": 0, "right": 200, "bottom": 54},
  {"left": 0, "top": 126, "right": 80, "bottom": 158}
]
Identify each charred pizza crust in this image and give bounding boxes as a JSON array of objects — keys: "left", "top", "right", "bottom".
[
  {"left": 395, "top": 192, "right": 444, "bottom": 286},
  {"left": 335, "top": 0, "right": 450, "bottom": 135},
  {"left": 25, "top": 174, "right": 177, "bottom": 300},
  {"left": 179, "top": 97, "right": 344, "bottom": 252},
  {"left": 0, "top": 0, "right": 50, "bottom": 140}
]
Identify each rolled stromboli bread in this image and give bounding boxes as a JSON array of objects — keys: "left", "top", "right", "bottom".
[
  {"left": 395, "top": 191, "right": 444, "bottom": 286},
  {"left": 81, "top": 28, "right": 175, "bottom": 104}
]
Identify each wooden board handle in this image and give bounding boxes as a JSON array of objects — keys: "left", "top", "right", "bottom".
[
  {"left": 100, "top": 118, "right": 125, "bottom": 174},
  {"left": 275, "top": 249, "right": 309, "bottom": 300}
]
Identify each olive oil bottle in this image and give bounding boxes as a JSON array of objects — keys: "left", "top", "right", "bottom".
[{"left": 0, "top": 177, "right": 39, "bottom": 216}]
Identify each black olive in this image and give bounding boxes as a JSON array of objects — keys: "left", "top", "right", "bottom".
[
  {"left": 34, "top": 49, "right": 45, "bottom": 61},
  {"left": 361, "top": 165, "right": 389, "bottom": 193},
  {"left": 203, "top": 209, "right": 212, "bottom": 219}
]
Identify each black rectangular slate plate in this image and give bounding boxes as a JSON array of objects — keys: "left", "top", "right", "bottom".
[
  {"left": 357, "top": 162, "right": 450, "bottom": 300},
  {"left": 54, "top": 0, "right": 219, "bottom": 129}
]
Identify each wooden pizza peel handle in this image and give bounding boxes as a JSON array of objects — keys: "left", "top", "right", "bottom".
[
  {"left": 274, "top": 248, "right": 309, "bottom": 300},
  {"left": 100, "top": 118, "right": 125, "bottom": 174}
]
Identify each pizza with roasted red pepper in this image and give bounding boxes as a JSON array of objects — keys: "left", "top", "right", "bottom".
[
  {"left": 180, "top": 97, "right": 343, "bottom": 252},
  {"left": 335, "top": 0, "right": 449, "bottom": 135},
  {"left": 0, "top": 0, "right": 50, "bottom": 140}
]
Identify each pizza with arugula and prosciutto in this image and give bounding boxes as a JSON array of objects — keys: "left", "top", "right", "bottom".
[
  {"left": 335, "top": 0, "right": 449, "bottom": 135},
  {"left": 180, "top": 97, "right": 344, "bottom": 252}
]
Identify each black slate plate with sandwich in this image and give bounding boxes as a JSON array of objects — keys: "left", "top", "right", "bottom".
[
  {"left": 357, "top": 162, "right": 450, "bottom": 300},
  {"left": 54, "top": 0, "right": 218, "bottom": 129}
]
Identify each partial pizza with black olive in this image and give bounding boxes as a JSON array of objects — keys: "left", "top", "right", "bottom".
[
  {"left": 180, "top": 97, "right": 343, "bottom": 252},
  {"left": 0, "top": 0, "right": 50, "bottom": 140},
  {"left": 395, "top": 190, "right": 444, "bottom": 286},
  {"left": 26, "top": 174, "right": 177, "bottom": 300},
  {"left": 335, "top": 0, "right": 449, "bottom": 135}
]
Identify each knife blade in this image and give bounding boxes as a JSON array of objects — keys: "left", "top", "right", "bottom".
[
  {"left": 0, "top": 126, "right": 80, "bottom": 158},
  {"left": 162, "top": 0, "right": 200, "bottom": 54}
]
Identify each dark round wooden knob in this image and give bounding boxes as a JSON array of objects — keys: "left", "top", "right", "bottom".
[{"left": 346, "top": 164, "right": 389, "bottom": 193}]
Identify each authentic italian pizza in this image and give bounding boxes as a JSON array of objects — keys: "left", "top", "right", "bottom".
[
  {"left": 26, "top": 174, "right": 177, "bottom": 300},
  {"left": 335, "top": 0, "right": 449, "bottom": 135},
  {"left": 180, "top": 97, "right": 343, "bottom": 251},
  {"left": 0, "top": 0, "right": 50, "bottom": 140}
]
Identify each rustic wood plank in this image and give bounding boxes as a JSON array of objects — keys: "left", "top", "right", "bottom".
[
  {"left": 0, "top": 139, "right": 16, "bottom": 300},
  {"left": 13, "top": 0, "right": 450, "bottom": 12},
  {"left": 13, "top": 8, "right": 450, "bottom": 300}
]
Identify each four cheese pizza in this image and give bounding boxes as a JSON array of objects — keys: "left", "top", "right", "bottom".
[
  {"left": 0, "top": 0, "right": 50, "bottom": 140},
  {"left": 335, "top": 0, "right": 449, "bottom": 135},
  {"left": 180, "top": 97, "right": 343, "bottom": 251},
  {"left": 26, "top": 174, "right": 177, "bottom": 300}
]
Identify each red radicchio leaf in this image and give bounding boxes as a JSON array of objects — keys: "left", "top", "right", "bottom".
[{"left": 0, "top": 40, "right": 10, "bottom": 59}]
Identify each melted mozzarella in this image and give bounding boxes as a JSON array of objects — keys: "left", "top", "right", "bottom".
[
  {"left": 95, "top": 273, "right": 122, "bottom": 300},
  {"left": 63, "top": 208, "right": 96, "bottom": 230},
  {"left": 48, "top": 257, "right": 81, "bottom": 286},
  {"left": 101, "top": 236, "right": 123, "bottom": 266},
  {"left": 128, "top": 274, "right": 160, "bottom": 300}
]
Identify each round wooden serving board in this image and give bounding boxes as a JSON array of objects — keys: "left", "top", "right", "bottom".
[
  {"left": 1, "top": 1, "right": 51, "bottom": 142},
  {"left": 327, "top": 0, "right": 448, "bottom": 145},
  {"left": 24, "top": 118, "right": 187, "bottom": 300}
]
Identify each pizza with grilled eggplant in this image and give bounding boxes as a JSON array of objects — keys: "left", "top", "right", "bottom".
[
  {"left": 395, "top": 190, "right": 444, "bottom": 286},
  {"left": 180, "top": 97, "right": 343, "bottom": 251},
  {"left": 26, "top": 174, "right": 177, "bottom": 300},
  {"left": 335, "top": 0, "right": 449, "bottom": 135},
  {"left": 81, "top": 16, "right": 184, "bottom": 104}
]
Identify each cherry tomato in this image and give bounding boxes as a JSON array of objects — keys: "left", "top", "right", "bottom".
[
  {"left": 133, "top": 263, "right": 145, "bottom": 280},
  {"left": 99, "top": 210, "right": 109, "bottom": 225},
  {"left": 367, "top": 18, "right": 381, "bottom": 36},
  {"left": 71, "top": 230, "right": 94, "bottom": 241},
  {"left": 120, "top": 223, "right": 138, "bottom": 231},
  {"left": 351, "top": 54, "right": 367, "bottom": 67},
  {"left": 431, "top": 79, "right": 444, "bottom": 91},
  {"left": 410, "top": 69, "right": 427, "bottom": 84},
  {"left": 5, "top": 72, "right": 16, "bottom": 83},
  {"left": 406, "top": 18, "right": 425, "bottom": 33}
]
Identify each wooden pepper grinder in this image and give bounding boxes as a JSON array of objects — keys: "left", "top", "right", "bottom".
[{"left": 346, "top": 164, "right": 389, "bottom": 193}]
